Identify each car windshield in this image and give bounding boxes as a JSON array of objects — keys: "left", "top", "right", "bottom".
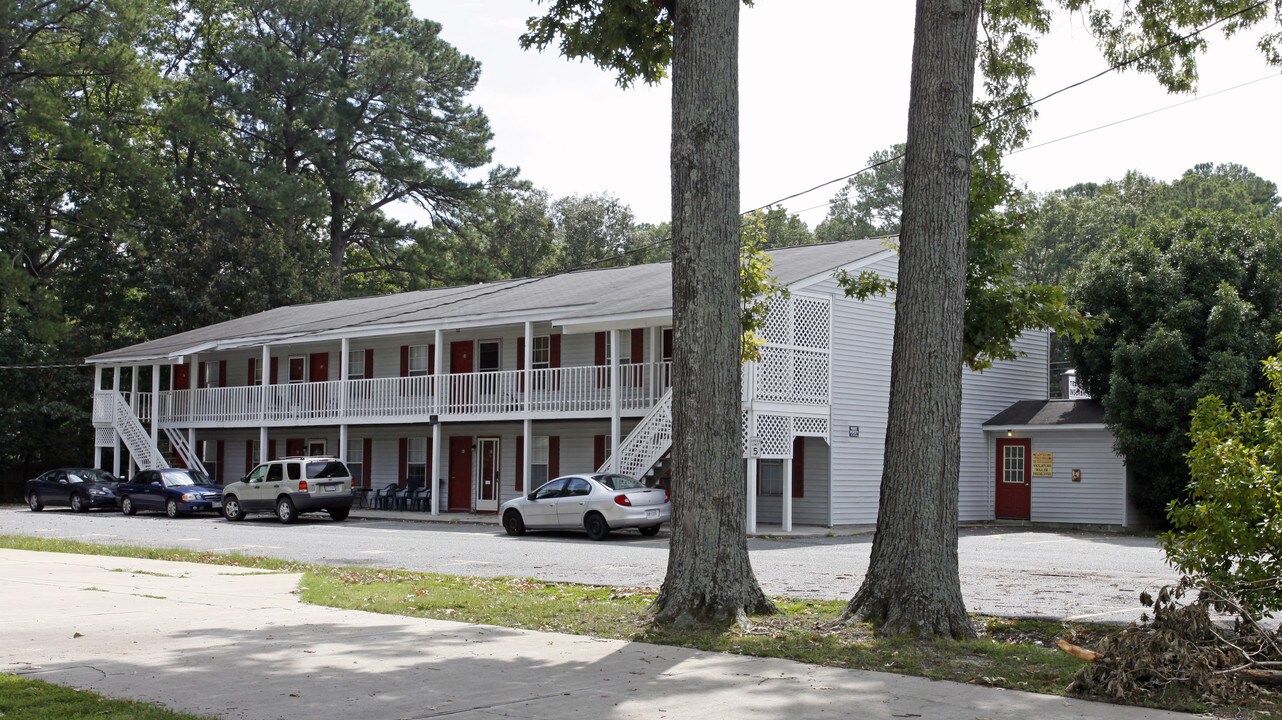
[
  {"left": 306, "top": 461, "right": 349, "bottom": 479},
  {"left": 161, "top": 470, "right": 210, "bottom": 486},
  {"left": 593, "top": 474, "right": 644, "bottom": 491},
  {"left": 67, "top": 469, "right": 117, "bottom": 484}
]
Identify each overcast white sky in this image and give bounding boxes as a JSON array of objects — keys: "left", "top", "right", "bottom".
[{"left": 403, "top": 1, "right": 1282, "bottom": 227}]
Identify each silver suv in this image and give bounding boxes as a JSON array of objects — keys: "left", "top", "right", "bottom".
[{"left": 222, "top": 456, "right": 353, "bottom": 523}]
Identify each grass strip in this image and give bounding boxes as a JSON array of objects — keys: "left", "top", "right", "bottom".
[
  {"left": 4, "top": 533, "right": 1265, "bottom": 716},
  {"left": 0, "top": 674, "right": 214, "bottom": 719}
]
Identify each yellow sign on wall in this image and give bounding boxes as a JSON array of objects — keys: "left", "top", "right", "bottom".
[{"left": 1032, "top": 452, "right": 1053, "bottom": 477}]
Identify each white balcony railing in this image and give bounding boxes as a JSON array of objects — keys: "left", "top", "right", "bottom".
[{"left": 144, "top": 361, "right": 676, "bottom": 426}]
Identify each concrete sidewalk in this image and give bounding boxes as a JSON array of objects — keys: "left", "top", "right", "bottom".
[{"left": 1, "top": 549, "right": 1190, "bottom": 720}]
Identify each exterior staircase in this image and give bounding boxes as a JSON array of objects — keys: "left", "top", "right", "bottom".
[
  {"left": 106, "top": 391, "right": 167, "bottom": 470},
  {"left": 163, "top": 427, "right": 208, "bottom": 476},
  {"left": 598, "top": 388, "right": 673, "bottom": 478}
]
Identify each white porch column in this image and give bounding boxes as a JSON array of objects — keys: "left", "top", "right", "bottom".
[
  {"left": 432, "top": 329, "right": 443, "bottom": 515},
  {"left": 609, "top": 328, "right": 621, "bottom": 473},
  {"left": 746, "top": 458, "right": 758, "bottom": 534},
  {"left": 110, "top": 366, "right": 122, "bottom": 475},
  {"left": 523, "top": 321, "right": 533, "bottom": 493},
  {"left": 648, "top": 326, "right": 658, "bottom": 405},
  {"left": 259, "top": 345, "right": 269, "bottom": 450},
  {"left": 339, "top": 424, "right": 349, "bottom": 462},
  {"left": 339, "top": 337, "right": 350, "bottom": 422},
  {"left": 781, "top": 454, "right": 793, "bottom": 533},
  {"left": 127, "top": 366, "right": 139, "bottom": 475},
  {"left": 187, "top": 352, "right": 197, "bottom": 456},
  {"left": 94, "top": 365, "right": 106, "bottom": 470},
  {"left": 150, "top": 364, "right": 161, "bottom": 450},
  {"left": 259, "top": 426, "right": 268, "bottom": 463}
]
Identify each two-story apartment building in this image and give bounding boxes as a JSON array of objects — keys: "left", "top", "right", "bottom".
[{"left": 85, "top": 238, "right": 1132, "bottom": 530}]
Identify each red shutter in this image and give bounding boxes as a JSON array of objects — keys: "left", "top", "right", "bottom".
[
  {"left": 245, "top": 440, "right": 254, "bottom": 475},
  {"left": 218, "top": 360, "right": 227, "bottom": 388},
  {"left": 792, "top": 437, "right": 805, "bottom": 498},
  {"left": 631, "top": 328, "right": 644, "bottom": 364},
  {"left": 174, "top": 363, "right": 190, "bottom": 390},
  {"left": 286, "top": 438, "right": 304, "bottom": 457},
  {"left": 364, "top": 348, "right": 374, "bottom": 379},
  {"left": 426, "top": 437, "right": 433, "bottom": 490},
  {"left": 593, "top": 435, "right": 606, "bottom": 471},
  {"left": 363, "top": 438, "right": 373, "bottom": 488},
  {"left": 216, "top": 440, "right": 225, "bottom": 484},
  {"left": 550, "top": 335, "right": 562, "bottom": 390},
  {"left": 247, "top": 358, "right": 255, "bottom": 385},
  {"left": 595, "top": 332, "right": 607, "bottom": 388},
  {"left": 517, "top": 337, "right": 526, "bottom": 391},
  {"left": 515, "top": 439, "right": 524, "bottom": 492},
  {"left": 427, "top": 344, "right": 435, "bottom": 375},
  {"left": 400, "top": 345, "right": 409, "bottom": 376},
  {"left": 548, "top": 436, "right": 560, "bottom": 479},
  {"left": 398, "top": 437, "right": 408, "bottom": 487},
  {"left": 197, "top": 362, "right": 207, "bottom": 389},
  {"left": 269, "top": 357, "right": 278, "bottom": 384},
  {"left": 267, "top": 440, "right": 276, "bottom": 461}
]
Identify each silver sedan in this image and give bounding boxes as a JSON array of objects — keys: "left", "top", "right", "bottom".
[{"left": 501, "top": 473, "right": 670, "bottom": 540}]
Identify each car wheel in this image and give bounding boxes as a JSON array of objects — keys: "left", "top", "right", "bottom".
[
  {"left": 276, "top": 497, "right": 297, "bottom": 524},
  {"left": 327, "top": 507, "right": 349, "bottom": 522},
  {"left": 166, "top": 499, "right": 180, "bottom": 518},
  {"left": 503, "top": 510, "right": 526, "bottom": 537},
  {"left": 639, "top": 525, "right": 661, "bottom": 537},
  {"left": 70, "top": 493, "right": 88, "bottom": 513},
  {"left": 121, "top": 496, "right": 136, "bottom": 516},
  {"left": 584, "top": 512, "right": 610, "bottom": 541},
  {"left": 223, "top": 496, "right": 245, "bottom": 521},
  {"left": 27, "top": 492, "right": 43, "bottom": 512}
]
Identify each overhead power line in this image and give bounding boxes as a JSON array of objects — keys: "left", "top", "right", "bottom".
[{"left": 742, "top": 0, "right": 1272, "bottom": 216}]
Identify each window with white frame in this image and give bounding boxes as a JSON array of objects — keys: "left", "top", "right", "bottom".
[
  {"left": 407, "top": 437, "right": 427, "bottom": 487},
  {"left": 201, "top": 440, "right": 219, "bottom": 484},
  {"left": 203, "top": 362, "right": 218, "bottom": 388},
  {"left": 348, "top": 350, "right": 365, "bottom": 380},
  {"left": 347, "top": 441, "right": 364, "bottom": 487},
  {"left": 407, "top": 345, "right": 429, "bottom": 376},
  {"left": 252, "top": 358, "right": 263, "bottom": 386},
  {"left": 532, "top": 336, "right": 550, "bottom": 370},
  {"left": 758, "top": 459, "right": 784, "bottom": 496},
  {"left": 532, "top": 436, "right": 549, "bottom": 487},
  {"left": 478, "top": 340, "right": 500, "bottom": 372}
]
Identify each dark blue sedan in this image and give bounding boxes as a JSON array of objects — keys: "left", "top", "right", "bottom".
[
  {"left": 116, "top": 468, "right": 223, "bottom": 518},
  {"left": 26, "top": 468, "right": 123, "bottom": 512}
]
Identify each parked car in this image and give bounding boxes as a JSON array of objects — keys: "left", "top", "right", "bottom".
[
  {"left": 501, "top": 473, "right": 670, "bottom": 540},
  {"left": 221, "top": 456, "right": 353, "bottom": 524},
  {"left": 116, "top": 468, "right": 223, "bottom": 518},
  {"left": 25, "top": 468, "right": 123, "bottom": 512}
]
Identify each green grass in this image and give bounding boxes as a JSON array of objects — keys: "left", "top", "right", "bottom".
[
  {"left": 0, "top": 674, "right": 214, "bottom": 719},
  {"left": 4, "top": 534, "right": 1274, "bottom": 717}
]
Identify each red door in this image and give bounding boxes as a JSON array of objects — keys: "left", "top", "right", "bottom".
[
  {"left": 309, "top": 352, "right": 329, "bottom": 382},
  {"left": 449, "top": 341, "right": 473, "bottom": 409},
  {"left": 448, "top": 436, "right": 472, "bottom": 511},
  {"left": 995, "top": 438, "right": 1032, "bottom": 520},
  {"left": 173, "top": 363, "right": 191, "bottom": 390},
  {"left": 286, "top": 438, "right": 305, "bottom": 458}
]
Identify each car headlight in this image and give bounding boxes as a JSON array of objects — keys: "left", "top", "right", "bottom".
[
  {"left": 181, "top": 493, "right": 197, "bottom": 501},
  {"left": 90, "top": 487, "right": 111, "bottom": 495}
]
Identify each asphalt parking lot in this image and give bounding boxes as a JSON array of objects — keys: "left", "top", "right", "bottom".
[{"left": 0, "top": 505, "right": 1177, "bottom": 622}]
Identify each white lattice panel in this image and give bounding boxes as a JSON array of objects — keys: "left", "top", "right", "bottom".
[
  {"left": 794, "top": 416, "right": 828, "bottom": 437},
  {"left": 754, "top": 414, "right": 793, "bottom": 458},
  {"left": 794, "top": 351, "right": 829, "bottom": 403},
  {"left": 754, "top": 347, "right": 793, "bottom": 402},
  {"left": 793, "top": 295, "right": 830, "bottom": 350},
  {"left": 761, "top": 297, "right": 792, "bottom": 345},
  {"left": 94, "top": 429, "right": 115, "bottom": 447},
  {"left": 741, "top": 410, "right": 751, "bottom": 455}
]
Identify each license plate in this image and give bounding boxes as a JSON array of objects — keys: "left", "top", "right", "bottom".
[
  {"left": 212, "top": 502, "right": 222, "bottom": 509},
  {"left": 646, "top": 509, "right": 659, "bottom": 519},
  {"left": 324, "top": 485, "right": 338, "bottom": 493}
]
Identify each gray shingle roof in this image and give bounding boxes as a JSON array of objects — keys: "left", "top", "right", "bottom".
[
  {"left": 88, "top": 237, "right": 890, "bottom": 364},
  {"left": 982, "top": 400, "right": 1106, "bottom": 427}
]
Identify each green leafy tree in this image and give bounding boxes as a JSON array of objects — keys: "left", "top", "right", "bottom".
[
  {"left": 550, "top": 192, "right": 640, "bottom": 271},
  {"left": 1071, "top": 212, "right": 1282, "bottom": 519},
  {"left": 814, "top": 143, "right": 905, "bottom": 243},
  {"left": 1163, "top": 342, "right": 1282, "bottom": 616},
  {"left": 523, "top": 0, "right": 777, "bottom": 626},
  {"left": 752, "top": 205, "right": 813, "bottom": 248}
]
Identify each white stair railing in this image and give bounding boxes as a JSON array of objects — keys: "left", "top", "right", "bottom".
[
  {"left": 105, "top": 391, "right": 166, "bottom": 470},
  {"left": 598, "top": 388, "right": 673, "bottom": 478},
  {"left": 163, "top": 427, "right": 208, "bottom": 476}
]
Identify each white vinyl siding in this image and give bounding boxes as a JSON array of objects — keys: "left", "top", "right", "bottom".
[{"left": 997, "top": 429, "right": 1130, "bottom": 526}]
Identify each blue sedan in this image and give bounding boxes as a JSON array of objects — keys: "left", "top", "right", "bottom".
[{"left": 116, "top": 468, "right": 223, "bottom": 518}]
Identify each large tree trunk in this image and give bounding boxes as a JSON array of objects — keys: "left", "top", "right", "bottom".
[
  {"left": 839, "top": 0, "right": 980, "bottom": 639},
  {"left": 650, "top": 0, "right": 775, "bottom": 627}
]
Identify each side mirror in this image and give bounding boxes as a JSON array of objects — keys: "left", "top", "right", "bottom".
[{"left": 527, "top": 492, "right": 537, "bottom": 502}]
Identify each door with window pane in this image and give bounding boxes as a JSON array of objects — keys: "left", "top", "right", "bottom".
[{"left": 995, "top": 438, "right": 1032, "bottom": 520}]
